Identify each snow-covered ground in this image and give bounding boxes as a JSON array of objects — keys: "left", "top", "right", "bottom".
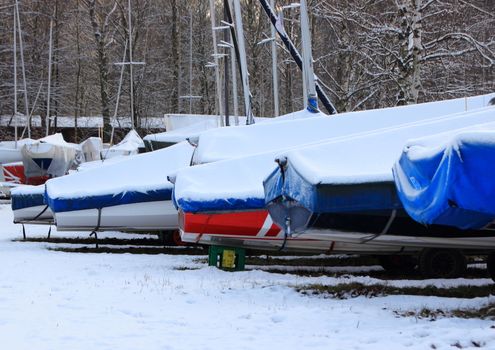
[{"left": 0, "top": 203, "right": 494, "bottom": 349}]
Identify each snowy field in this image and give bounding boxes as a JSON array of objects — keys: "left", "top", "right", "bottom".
[{"left": 0, "top": 203, "right": 494, "bottom": 349}]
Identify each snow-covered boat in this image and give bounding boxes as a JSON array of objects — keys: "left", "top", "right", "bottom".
[
  {"left": 144, "top": 117, "right": 221, "bottom": 151},
  {"left": 11, "top": 185, "right": 53, "bottom": 224},
  {"left": 101, "top": 129, "right": 144, "bottom": 159},
  {"left": 394, "top": 128, "right": 495, "bottom": 230},
  {"left": 45, "top": 141, "right": 194, "bottom": 232},
  {"left": 21, "top": 133, "right": 78, "bottom": 184},
  {"left": 0, "top": 138, "right": 34, "bottom": 164},
  {"left": 263, "top": 107, "right": 495, "bottom": 250},
  {"left": 80, "top": 137, "right": 103, "bottom": 162},
  {"left": 143, "top": 110, "right": 321, "bottom": 152},
  {"left": 174, "top": 94, "right": 495, "bottom": 251}
]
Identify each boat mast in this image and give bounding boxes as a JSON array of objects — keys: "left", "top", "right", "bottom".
[
  {"left": 111, "top": 40, "right": 128, "bottom": 146},
  {"left": 232, "top": 0, "right": 254, "bottom": 125},
  {"left": 114, "top": 1, "right": 144, "bottom": 131},
  {"left": 228, "top": 0, "right": 239, "bottom": 125},
  {"left": 224, "top": 0, "right": 240, "bottom": 125},
  {"left": 13, "top": 4, "right": 17, "bottom": 148},
  {"left": 15, "top": 0, "right": 30, "bottom": 137},
  {"left": 46, "top": 16, "right": 53, "bottom": 137},
  {"left": 300, "top": 0, "right": 317, "bottom": 111},
  {"left": 270, "top": 0, "right": 279, "bottom": 117},
  {"left": 222, "top": 2, "right": 230, "bottom": 126},
  {"left": 257, "top": 0, "right": 337, "bottom": 115},
  {"left": 179, "top": 11, "right": 202, "bottom": 114},
  {"left": 208, "top": 0, "right": 225, "bottom": 127},
  {"left": 127, "top": 0, "right": 135, "bottom": 129},
  {"left": 189, "top": 11, "right": 193, "bottom": 115}
]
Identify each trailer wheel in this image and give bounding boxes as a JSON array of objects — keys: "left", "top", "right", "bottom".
[
  {"left": 419, "top": 248, "right": 466, "bottom": 278},
  {"left": 487, "top": 253, "right": 495, "bottom": 282},
  {"left": 378, "top": 255, "right": 417, "bottom": 274}
]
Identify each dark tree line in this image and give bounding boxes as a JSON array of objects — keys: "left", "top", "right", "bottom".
[{"left": 0, "top": 0, "right": 493, "bottom": 142}]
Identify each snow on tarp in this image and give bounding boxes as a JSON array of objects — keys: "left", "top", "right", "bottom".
[
  {"left": 144, "top": 118, "right": 221, "bottom": 144},
  {"left": 0, "top": 139, "right": 36, "bottom": 164},
  {"left": 75, "top": 154, "right": 129, "bottom": 172},
  {"left": 11, "top": 184, "right": 46, "bottom": 211},
  {"left": 164, "top": 114, "right": 222, "bottom": 131},
  {"left": 394, "top": 124, "right": 495, "bottom": 230},
  {"left": 264, "top": 106, "right": 495, "bottom": 217},
  {"left": 143, "top": 115, "right": 277, "bottom": 145},
  {"left": 102, "top": 129, "right": 144, "bottom": 159},
  {"left": 174, "top": 152, "right": 276, "bottom": 213},
  {"left": 0, "top": 138, "right": 35, "bottom": 149},
  {"left": 45, "top": 141, "right": 194, "bottom": 213},
  {"left": 80, "top": 137, "right": 102, "bottom": 162},
  {"left": 144, "top": 110, "right": 320, "bottom": 147},
  {"left": 22, "top": 133, "right": 78, "bottom": 179},
  {"left": 192, "top": 94, "right": 495, "bottom": 164},
  {"left": 175, "top": 102, "right": 495, "bottom": 214},
  {"left": 275, "top": 107, "right": 495, "bottom": 186}
]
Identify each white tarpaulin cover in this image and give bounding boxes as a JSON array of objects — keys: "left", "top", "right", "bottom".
[
  {"left": 21, "top": 133, "right": 78, "bottom": 179},
  {"left": 102, "top": 129, "right": 144, "bottom": 159},
  {"left": 192, "top": 94, "right": 495, "bottom": 165}
]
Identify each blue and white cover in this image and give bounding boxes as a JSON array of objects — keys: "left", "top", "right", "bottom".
[
  {"left": 263, "top": 107, "right": 495, "bottom": 217},
  {"left": 45, "top": 141, "right": 194, "bottom": 213},
  {"left": 394, "top": 127, "right": 495, "bottom": 229},
  {"left": 175, "top": 97, "right": 495, "bottom": 215},
  {"left": 11, "top": 185, "right": 46, "bottom": 211}
]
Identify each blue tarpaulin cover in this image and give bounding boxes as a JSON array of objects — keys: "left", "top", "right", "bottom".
[
  {"left": 11, "top": 190, "right": 45, "bottom": 211},
  {"left": 46, "top": 187, "right": 172, "bottom": 213},
  {"left": 263, "top": 159, "right": 402, "bottom": 214},
  {"left": 393, "top": 130, "right": 495, "bottom": 229},
  {"left": 45, "top": 141, "right": 194, "bottom": 213}
]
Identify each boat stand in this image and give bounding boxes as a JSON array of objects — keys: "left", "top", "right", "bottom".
[
  {"left": 89, "top": 208, "right": 102, "bottom": 248},
  {"left": 208, "top": 245, "right": 246, "bottom": 271}
]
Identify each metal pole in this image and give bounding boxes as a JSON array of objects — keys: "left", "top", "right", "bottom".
[
  {"left": 113, "top": 41, "right": 128, "bottom": 127},
  {"left": 300, "top": 0, "right": 316, "bottom": 103},
  {"left": 15, "top": 0, "right": 30, "bottom": 137},
  {"left": 128, "top": 0, "right": 135, "bottom": 129},
  {"left": 189, "top": 10, "right": 193, "bottom": 115},
  {"left": 257, "top": 0, "right": 336, "bottom": 114},
  {"left": 13, "top": 5, "right": 17, "bottom": 147},
  {"left": 270, "top": 0, "right": 279, "bottom": 117},
  {"left": 226, "top": 0, "right": 238, "bottom": 125},
  {"left": 46, "top": 17, "right": 53, "bottom": 137},
  {"left": 230, "top": 36, "right": 239, "bottom": 125},
  {"left": 223, "top": 2, "right": 230, "bottom": 126},
  {"left": 209, "top": 0, "right": 225, "bottom": 126},
  {"left": 233, "top": 0, "right": 254, "bottom": 124}
]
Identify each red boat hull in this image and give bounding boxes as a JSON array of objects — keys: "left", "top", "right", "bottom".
[
  {"left": 1, "top": 162, "right": 49, "bottom": 185},
  {"left": 1, "top": 162, "right": 26, "bottom": 184},
  {"left": 180, "top": 209, "right": 282, "bottom": 242}
]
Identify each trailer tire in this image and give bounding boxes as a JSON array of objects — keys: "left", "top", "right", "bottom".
[
  {"left": 487, "top": 253, "right": 495, "bottom": 282},
  {"left": 419, "top": 248, "right": 466, "bottom": 278},
  {"left": 378, "top": 255, "right": 417, "bottom": 274}
]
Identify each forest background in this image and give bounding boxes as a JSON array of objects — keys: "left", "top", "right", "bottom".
[{"left": 0, "top": 0, "right": 493, "bottom": 142}]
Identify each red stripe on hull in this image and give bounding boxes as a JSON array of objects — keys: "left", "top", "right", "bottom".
[
  {"left": 2, "top": 163, "right": 26, "bottom": 184},
  {"left": 181, "top": 210, "right": 282, "bottom": 237}
]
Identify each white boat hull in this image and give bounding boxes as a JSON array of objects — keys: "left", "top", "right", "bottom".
[
  {"left": 55, "top": 200, "right": 178, "bottom": 232},
  {"left": 13, "top": 205, "right": 54, "bottom": 224},
  {"left": 0, "top": 148, "right": 23, "bottom": 164}
]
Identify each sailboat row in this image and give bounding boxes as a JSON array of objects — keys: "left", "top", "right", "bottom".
[{"left": 7, "top": 0, "right": 495, "bottom": 281}]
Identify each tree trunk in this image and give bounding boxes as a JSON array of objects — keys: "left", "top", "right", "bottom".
[{"left": 88, "top": 0, "right": 114, "bottom": 143}]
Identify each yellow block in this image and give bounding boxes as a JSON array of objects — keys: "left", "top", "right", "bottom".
[{"left": 222, "top": 250, "right": 236, "bottom": 269}]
